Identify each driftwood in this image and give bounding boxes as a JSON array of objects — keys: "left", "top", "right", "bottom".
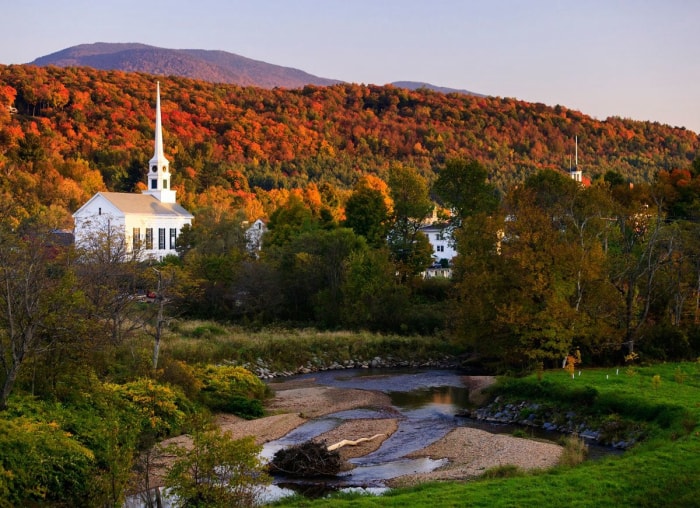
[
  {"left": 269, "top": 434, "right": 386, "bottom": 478},
  {"left": 326, "top": 433, "right": 385, "bottom": 451}
]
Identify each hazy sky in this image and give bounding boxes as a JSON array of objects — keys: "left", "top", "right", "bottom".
[{"left": 2, "top": 0, "right": 699, "bottom": 132}]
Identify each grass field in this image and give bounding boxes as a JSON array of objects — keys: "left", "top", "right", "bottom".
[{"left": 270, "top": 362, "right": 700, "bottom": 507}]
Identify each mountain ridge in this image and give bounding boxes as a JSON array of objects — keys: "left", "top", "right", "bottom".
[
  {"left": 29, "top": 42, "right": 483, "bottom": 95},
  {"left": 30, "top": 42, "right": 342, "bottom": 89}
]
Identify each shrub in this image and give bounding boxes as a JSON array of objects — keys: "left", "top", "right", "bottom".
[
  {"left": 195, "top": 365, "right": 268, "bottom": 418},
  {"left": 159, "top": 358, "right": 204, "bottom": 399},
  {"left": 164, "top": 426, "right": 270, "bottom": 508},
  {"left": 104, "top": 378, "right": 189, "bottom": 438},
  {"left": 0, "top": 418, "right": 96, "bottom": 506}
]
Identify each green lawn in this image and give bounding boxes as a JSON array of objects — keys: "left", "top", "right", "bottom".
[{"left": 271, "top": 362, "right": 700, "bottom": 507}]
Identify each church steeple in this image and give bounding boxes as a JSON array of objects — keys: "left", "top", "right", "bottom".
[
  {"left": 570, "top": 136, "right": 583, "bottom": 183},
  {"left": 143, "top": 82, "right": 176, "bottom": 203}
]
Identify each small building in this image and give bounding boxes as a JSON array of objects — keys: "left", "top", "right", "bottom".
[{"left": 72, "top": 83, "right": 193, "bottom": 260}]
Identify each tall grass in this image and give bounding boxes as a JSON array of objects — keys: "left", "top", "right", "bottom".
[
  {"left": 162, "top": 321, "right": 461, "bottom": 372},
  {"left": 558, "top": 434, "right": 588, "bottom": 467}
]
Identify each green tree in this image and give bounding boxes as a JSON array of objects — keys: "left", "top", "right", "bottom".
[
  {"left": 266, "top": 228, "right": 366, "bottom": 325},
  {"left": 341, "top": 248, "right": 410, "bottom": 331},
  {"left": 74, "top": 223, "right": 143, "bottom": 345},
  {"left": 433, "top": 158, "right": 499, "bottom": 222},
  {"left": 386, "top": 164, "right": 434, "bottom": 281},
  {"left": 263, "top": 194, "right": 318, "bottom": 249},
  {"left": 343, "top": 184, "right": 390, "bottom": 248}
]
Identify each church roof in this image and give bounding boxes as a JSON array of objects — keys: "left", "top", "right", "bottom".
[{"left": 75, "top": 192, "right": 193, "bottom": 218}]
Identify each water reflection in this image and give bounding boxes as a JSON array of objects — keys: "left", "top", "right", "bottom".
[{"left": 388, "top": 385, "right": 471, "bottom": 409}]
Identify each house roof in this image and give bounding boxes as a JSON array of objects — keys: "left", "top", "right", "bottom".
[
  {"left": 74, "top": 192, "right": 193, "bottom": 218},
  {"left": 419, "top": 222, "right": 451, "bottom": 232}
]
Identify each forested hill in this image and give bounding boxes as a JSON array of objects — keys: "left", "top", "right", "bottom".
[
  {"left": 0, "top": 64, "right": 698, "bottom": 227},
  {"left": 29, "top": 43, "right": 342, "bottom": 89}
]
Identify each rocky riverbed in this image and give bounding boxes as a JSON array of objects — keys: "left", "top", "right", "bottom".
[{"left": 147, "top": 373, "right": 565, "bottom": 492}]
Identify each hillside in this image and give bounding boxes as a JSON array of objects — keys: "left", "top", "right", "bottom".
[
  {"left": 30, "top": 42, "right": 342, "bottom": 89},
  {"left": 0, "top": 64, "right": 698, "bottom": 227},
  {"left": 29, "top": 43, "right": 486, "bottom": 94}
]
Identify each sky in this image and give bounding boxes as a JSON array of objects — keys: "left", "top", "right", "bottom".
[{"left": 2, "top": 0, "right": 699, "bottom": 133}]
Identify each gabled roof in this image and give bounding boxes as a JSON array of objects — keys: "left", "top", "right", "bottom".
[
  {"left": 73, "top": 192, "right": 193, "bottom": 218},
  {"left": 419, "top": 222, "right": 451, "bottom": 232}
]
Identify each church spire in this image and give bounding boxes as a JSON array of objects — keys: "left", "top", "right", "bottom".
[
  {"left": 152, "top": 81, "right": 168, "bottom": 165},
  {"left": 144, "top": 82, "right": 176, "bottom": 203}
]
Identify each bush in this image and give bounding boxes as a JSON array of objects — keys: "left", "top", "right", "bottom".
[
  {"left": 104, "top": 378, "right": 189, "bottom": 438},
  {"left": 0, "top": 418, "right": 96, "bottom": 506},
  {"left": 159, "top": 358, "right": 204, "bottom": 399},
  {"left": 164, "top": 426, "right": 270, "bottom": 508},
  {"left": 195, "top": 365, "right": 269, "bottom": 418}
]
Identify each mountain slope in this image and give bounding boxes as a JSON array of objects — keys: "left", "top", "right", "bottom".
[
  {"left": 390, "top": 81, "right": 484, "bottom": 97},
  {"left": 30, "top": 42, "right": 342, "bottom": 89}
]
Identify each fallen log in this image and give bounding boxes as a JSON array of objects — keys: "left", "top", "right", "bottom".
[{"left": 327, "top": 433, "right": 385, "bottom": 451}]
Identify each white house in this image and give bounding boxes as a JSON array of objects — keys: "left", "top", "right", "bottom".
[
  {"left": 419, "top": 222, "right": 457, "bottom": 265},
  {"left": 418, "top": 222, "right": 457, "bottom": 278},
  {"left": 72, "top": 83, "right": 193, "bottom": 261}
]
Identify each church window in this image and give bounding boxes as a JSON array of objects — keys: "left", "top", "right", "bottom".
[
  {"left": 158, "top": 228, "right": 166, "bottom": 249},
  {"left": 437, "top": 245, "right": 444, "bottom": 253},
  {"left": 162, "top": 166, "right": 167, "bottom": 172},
  {"left": 98, "top": 207, "right": 102, "bottom": 215},
  {"left": 170, "top": 228, "right": 177, "bottom": 249},
  {"left": 163, "top": 179, "right": 168, "bottom": 189},
  {"left": 133, "top": 228, "right": 141, "bottom": 249},
  {"left": 151, "top": 179, "right": 157, "bottom": 189},
  {"left": 145, "top": 228, "right": 153, "bottom": 250},
  {"left": 151, "top": 165, "right": 157, "bottom": 172}
]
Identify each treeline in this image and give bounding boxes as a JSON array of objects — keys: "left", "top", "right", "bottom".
[
  {"left": 169, "top": 158, "right": 700, "bottom": 370},
  {"left": 0, "top": 64, "right": 698, "bottom": 229}
]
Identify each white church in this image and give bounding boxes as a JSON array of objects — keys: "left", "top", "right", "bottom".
[{"left": 72, "top": 83, "right": 193, "bottom": 260}]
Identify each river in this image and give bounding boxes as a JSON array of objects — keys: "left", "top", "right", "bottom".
[{"left": 128, "top": 368, "right": 617, "bottom": 506}]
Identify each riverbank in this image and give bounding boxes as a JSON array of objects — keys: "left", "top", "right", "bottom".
[
  {"left": 147, "top": 373, "right": 563, "bottom": 491},
  {"left": 266, "top": 374, "right": 563, "bottom": 486}
]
